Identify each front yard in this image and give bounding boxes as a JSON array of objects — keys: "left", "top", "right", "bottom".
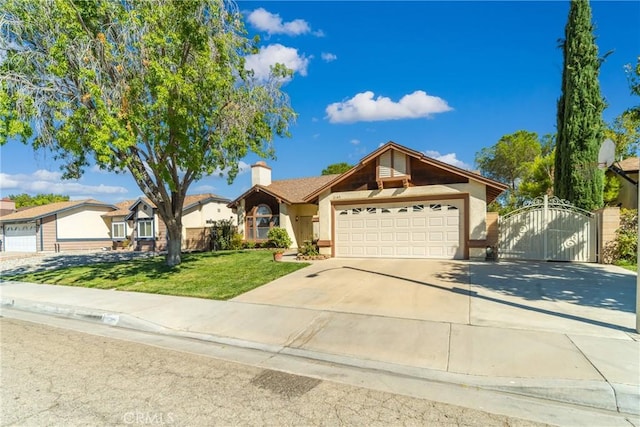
[{"left": 4, "top": 251, "right": 309, "bottom": 300}]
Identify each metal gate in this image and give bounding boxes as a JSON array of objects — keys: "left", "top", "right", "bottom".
[{"left": 498, "top": 196, "right": 597, "bottom": 262}]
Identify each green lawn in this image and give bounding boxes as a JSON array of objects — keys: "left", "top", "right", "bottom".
[
  {"left": 614, "top": 260, "right": 638, "bottom": 273},
  {"left": 6, "top": 251, "right": 310, "bottom": 300}
]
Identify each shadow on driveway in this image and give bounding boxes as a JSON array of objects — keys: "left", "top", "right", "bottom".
[
  {"left": 468, "top": 261, "right": 636, "bottom": 313},
  {"left": 343, "top": 263, "right": 636, "bottom": 334}
]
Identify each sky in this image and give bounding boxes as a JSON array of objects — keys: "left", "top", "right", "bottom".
[{"left": 1, "top": 1, "right": 639, "bottom": 204}]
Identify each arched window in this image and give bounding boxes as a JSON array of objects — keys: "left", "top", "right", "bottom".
[{"left": 246, "top": 204, "right": 278, "bottom": 240}]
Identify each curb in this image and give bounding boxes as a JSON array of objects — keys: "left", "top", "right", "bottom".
[{"left": 2, "top": 297, "right": 638, "bottom": 418}]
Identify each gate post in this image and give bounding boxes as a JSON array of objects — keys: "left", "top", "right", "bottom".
[{"left": 543, "top": 195, "right": 549, "bottom": 260}]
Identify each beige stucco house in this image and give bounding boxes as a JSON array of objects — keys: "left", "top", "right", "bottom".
[
  {"left": 0, "top": 193, "right": 232, "bottom": 253},
  {"left": 0, "top": 199, "right": 116, "bottom": 252},
  {"left": 101, "top": 193, "right": 233, "bottom": 252},
  {"left": 229, "top": 141, "right": 508, "bottom": 259},
  {"left": 607, "top": 157, "right": 639, "bottom": 209}
]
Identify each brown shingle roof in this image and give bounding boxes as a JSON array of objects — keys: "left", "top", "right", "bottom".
[
  {"left": 101, "top": 200, "right": 136, "bottom": 218},
  {"left": 617, "top": 157, "right": 639, "bottom": 172},
  {"left": 265, "top": 175, "right": 341, "bottom": 203},
  {"left": 0, "top": 199, "right": 113, "bottom": 222}
]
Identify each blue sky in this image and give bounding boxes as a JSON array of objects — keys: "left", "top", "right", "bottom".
[{"left": 1, "top": 1, "right": 638, "bottom": 204}]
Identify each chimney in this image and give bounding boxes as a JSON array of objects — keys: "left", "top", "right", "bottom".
[{"left": 251, "top": 161, "right": 271, "bottom": 186}]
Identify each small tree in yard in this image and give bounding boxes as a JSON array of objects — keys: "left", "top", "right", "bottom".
[{"left": 0, "top": 0, "right": 295, "bottom": 266}]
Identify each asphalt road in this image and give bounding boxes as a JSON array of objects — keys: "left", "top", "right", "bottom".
[{"left": 0, "top": 317, "right": 547, "bottom": 427}]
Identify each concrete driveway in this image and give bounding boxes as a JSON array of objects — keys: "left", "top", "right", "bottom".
[{"left": 233, "top": 258, "right": 638, "bottom": 339}]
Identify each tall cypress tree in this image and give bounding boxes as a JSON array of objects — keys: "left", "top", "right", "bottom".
[{"left": 554, "top": 0, "right": 605, "bottom": 211}]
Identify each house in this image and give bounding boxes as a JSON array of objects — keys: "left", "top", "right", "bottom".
[
  {"left": 0, "top": 199, "right": 116, "bottom": 252},
  {"left": 228, "top": 141, "right": 508, "bottom": 259},
  {"left": 607, "top": 157, "right": 639, "bottom": 209},
  {"left": 101, "top": 193, "right": 234, "bottom": 252}
]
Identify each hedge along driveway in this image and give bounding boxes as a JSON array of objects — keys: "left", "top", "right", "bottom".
[{"left": 5, "top": 251, "right": 310, "bottom": 300}]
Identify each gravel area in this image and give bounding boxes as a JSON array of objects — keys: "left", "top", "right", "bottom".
[{"left": 0, "top": 250, "right": 159, "bottom": 276}]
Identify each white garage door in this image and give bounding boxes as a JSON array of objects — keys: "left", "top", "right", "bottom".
[
  {"left": 335, "top": 200, "right": 464, "bottom": 259},
  {"left": 4, "top": 223, "right": 37, "bottom": 252}
]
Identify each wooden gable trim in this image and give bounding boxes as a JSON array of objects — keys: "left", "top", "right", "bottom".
[
  {"left": 227, "top": 185, "right": 291, "bottom": 208},
  {"left": 303, "top": 141, "right": 508, "bottom": 202}
]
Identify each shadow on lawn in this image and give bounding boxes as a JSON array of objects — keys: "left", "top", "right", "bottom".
[{"left": 0, "top": 250, "right": 238, "bottom": 280}]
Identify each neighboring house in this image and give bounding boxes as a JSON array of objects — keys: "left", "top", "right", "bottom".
[
  {"left": 0, "top": 198, "right": 16, "bottom": 216},
  {"left": 101, "top": 193, "right": 233, "bottom": 252},
  {"left": 229, "top": 141, "right": 508, "bottom": 259},
  {"left": 607, "top": 157, "right": 639, "bottom": 209},
  {"left": 0, "top": 199, "right": 116, "bottom": 252}
]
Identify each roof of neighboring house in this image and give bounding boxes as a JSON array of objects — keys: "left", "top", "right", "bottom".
[
  {"left": 228, "top": 174, "right": 340, "bottom": 207},
  {"left": 616, "top": 157, "right": 639, "bottom": 172},
  {"left": 101, "top": 200, "right": 136, "bottom": 218},
  {"left": 0, "top": 199, "right": 115, "bottom": 223},
  {"left": 102, "top": 194, "right": 230, "bottom": 218},
  {"left": 303, "top": 141, "right": 509, "bottom": 203}
]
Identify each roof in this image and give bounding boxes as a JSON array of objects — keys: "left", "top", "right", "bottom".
[
  {"left": 101, "top": 200, "right": 135, "bottom": 218},
  {"left": 616, "top": 157, "right": 639, "bottom": 172},
  {"left": 0, "top": 199, "right": 115, "bottom": 223},
  {"left": 303, "top": 141, "right": 509, "bottom": 203},
  {"left": 266, "top": 175, "right": 341, "bottom": 203},
  {"left": 102, "top": 193, "right": 230, "bottom": 218},
  {"left": 228, "top": 175, "right": 340, "bottom": 207}
]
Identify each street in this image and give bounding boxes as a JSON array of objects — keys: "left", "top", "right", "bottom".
[{"left": 0, "top": 316, "right": 545, "bottom": 426}]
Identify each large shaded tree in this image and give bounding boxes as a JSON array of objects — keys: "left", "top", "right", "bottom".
[
  {"left": 554, "top": 0, "right": 605, "bottom": 211},
  {"left": 0, "top": 0, "right": 295, "bottom": 266}
]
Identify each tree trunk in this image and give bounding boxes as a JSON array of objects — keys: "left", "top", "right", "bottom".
[{"left": 165, "top": 224, "right": 182, "bottom": 267}]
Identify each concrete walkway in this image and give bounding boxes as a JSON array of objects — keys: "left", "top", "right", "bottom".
[{"left": 1, "top": 258, "right": 639, "bottom": 425}]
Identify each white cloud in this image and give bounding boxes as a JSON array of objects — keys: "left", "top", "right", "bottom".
[
  {"left": 326, "top": 90, "right": 453, "bottom": 124},
  {"left": 245, "top": 44, "right": 310, "bottom": 82},
  {"left": 350, "top": 139, "right": 360, "bottom": 145},
  {"left": 321, "top": 52, "right": 337, "bottom": 62},
  {"left": 247, "top": 8, "right": 312, "bottom": 36},
  {"left": 0, "top": 170, "right": 129, "bottom": 196},
  {"left": 423, "top": 151, "right": 471, "bottom": 170}
]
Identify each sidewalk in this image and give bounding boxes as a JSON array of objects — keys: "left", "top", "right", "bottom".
[{"left": 1, "top": 278, "right": 638, "bottom": 424}]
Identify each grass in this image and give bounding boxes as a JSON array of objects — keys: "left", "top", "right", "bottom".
[
  {"left": 614, "top": 260, "right": 638, "bottom": 273},
  {"left": 5, "top": 251, "right": 310, "bottom": 300}
]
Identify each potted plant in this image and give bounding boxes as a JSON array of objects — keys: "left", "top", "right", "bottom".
[{"left": 267, "top": 227, "right": 292, "bottom": 261}]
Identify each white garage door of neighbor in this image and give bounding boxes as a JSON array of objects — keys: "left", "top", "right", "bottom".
[
  {"left": 4, "top": 223, "right": 37, "bottom": 252},
  {"left": 335, "top": 200, "right": 464, "bottom": 259}
]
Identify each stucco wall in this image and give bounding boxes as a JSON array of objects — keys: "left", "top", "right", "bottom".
[
  {"left": 617, "top": 172, "right": 638, "bottom": 209},
  {"left": 317, "top": 182, "right": 488, "bottom": 245},
  {"left": 182, "top": 201, "right": 234, "bottom": 228},
  {"left": 56, "top": 206, "right": 113, "bottom": 239},
  {"left": 279, "top": 203, "right": 318, "bottom": 249}
]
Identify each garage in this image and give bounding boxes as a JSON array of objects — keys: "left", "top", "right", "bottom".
[
  {"left": 3, "top": 223, "right": 37, "bottom": 252},
  {"left": 334, "top": 200, "right": 464, "bottom": 259}
]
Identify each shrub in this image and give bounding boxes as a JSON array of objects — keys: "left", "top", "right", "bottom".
[
  {"left": 229, "top": 233, "right": 243, "bottom": 250},
  {"left": 209, "top": 218, "right": 237, "bottom": 251},
  {"left": 267, "top": 227, "right": 292, "bottom": 249},
  {"left": 298, "top": 239, "right": 319, "bottom": 256},
  {"left": 603, "top": 209, "right": 638, "bottom": 265}
]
